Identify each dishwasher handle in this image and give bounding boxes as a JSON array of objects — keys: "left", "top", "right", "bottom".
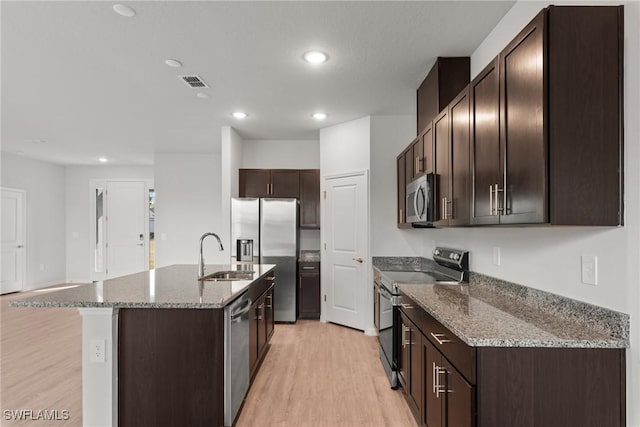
[{"left": 230, "top": 298, "right": 252, "bottom": 322}]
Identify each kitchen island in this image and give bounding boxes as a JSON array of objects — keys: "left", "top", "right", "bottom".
[{"left": 11, "top": 263, "right": 276, "bottom": 427}]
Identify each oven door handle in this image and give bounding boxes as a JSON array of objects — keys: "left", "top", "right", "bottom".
[{"left": 377, "top": 283, "right": 394, "bottom": 301}]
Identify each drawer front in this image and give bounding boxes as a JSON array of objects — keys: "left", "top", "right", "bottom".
[
  {"left": 299, "top": 262, "right": 320, "bottom": 272},
  {"left": 423, "top": 310, "right": 476, "bottom": 385},
  {"left": 399, "top": 292, "right": 476, "bottom": 384}
]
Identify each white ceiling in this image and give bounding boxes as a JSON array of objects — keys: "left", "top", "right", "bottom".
[{"left": 1, "top": 1, "right": 514, "bottom": 166}]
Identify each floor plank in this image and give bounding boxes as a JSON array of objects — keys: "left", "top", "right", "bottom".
[
  {"left": 2, "top": 291, "right": 416, "bottom": 427},
  {"left": 236, "top": 320, "right": 418, "bottom": 427}
]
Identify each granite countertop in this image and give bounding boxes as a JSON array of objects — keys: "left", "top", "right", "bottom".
[
  {"left": 298, "top": 250, "right": 320, "bottom": 262},
  {"left": 373, "top": 259, "right": 629, "bottom": 349},
  {"left": 10, "top": 264, "right": 276, "bottom": 309}
]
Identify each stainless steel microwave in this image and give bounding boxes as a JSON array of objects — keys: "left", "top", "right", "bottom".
[{"left": 406, "top": 173, "right": 435, "bottom": 225}]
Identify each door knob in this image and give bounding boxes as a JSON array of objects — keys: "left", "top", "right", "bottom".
[{"left": 352, "top": 257, "right": 364, "bottom": 264}]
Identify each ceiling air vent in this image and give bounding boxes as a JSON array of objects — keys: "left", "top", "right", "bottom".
[{"left": 179, "top": 75, "right": 209, "bottom": 88}]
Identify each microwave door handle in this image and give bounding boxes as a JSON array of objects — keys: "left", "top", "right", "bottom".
[{"left": 414, "top": 187, "right": 420, "bottom": 221}]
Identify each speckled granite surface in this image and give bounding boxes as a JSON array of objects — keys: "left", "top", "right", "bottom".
[
  {"left": 10, "top": 264, "right": 276, "bottom": 309},
  {"left": 375, "top": 257, "right": 629, "bottom": 349},
  {"left": 372, "top": 256, "right": 435, "bottom": 271},
  {"left": 298, "top": 250, "right": 320, "bottom": 262}
]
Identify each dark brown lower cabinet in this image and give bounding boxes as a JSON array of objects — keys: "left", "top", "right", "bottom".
[
  {"left": 250, "top": 283, "right": 275, "bottom": 376},
  {"left": 399, "top": 292, "right": 626, "bottom": 427},
  {"left": 298, "top": 262, "right": 320, "bottom": 318},
  {"left": 118, "top": 309, "right": 225, "bottom": 427}
]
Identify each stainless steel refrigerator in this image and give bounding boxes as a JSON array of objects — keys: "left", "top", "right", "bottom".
[{"left": 231, "top": 198, "right": 298, "bottom": 322}]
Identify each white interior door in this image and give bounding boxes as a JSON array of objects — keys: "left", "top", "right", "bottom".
[
  {"left": 106, "top": 181, "right": 146, "bottom": 278},
  {"left": 323, "top": 172, "right": 369, "bottom": 331},
  {"left": 1, "top": 188, "right": 25, "bottom": 294}
]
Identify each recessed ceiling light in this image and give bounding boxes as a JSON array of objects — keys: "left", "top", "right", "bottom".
[
  {"left": 303, "top": 51, "right": 328, "bottom": 64},
  {"left": 232, "top": 112, "right": 248, "bottom": 119},
  {"left": 312, "top": 112, "right": 328, "bottom": 120},
  {"left": 98, "top": 157, "right": 108, "bottom": 163},
  {"left": 196, "top": 93, "right": 210, "bottom": 99},
  {"left": 164, "top": 59, "right": 182, "bottom": 68},
  {"left": 113, "top": 4, "right": 136, "bottom": 17}
]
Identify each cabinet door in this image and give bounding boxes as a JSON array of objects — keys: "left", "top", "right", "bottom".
[
  {"left": 444, "top": 361, "right": 475, "bottom": 427},
  {"left": 299, "top": 170, "right": 320, "bottom": 228},
  {"left": 411, "top": 137, "right": 424, "bottom": 179},
  {"left": 470, "top": 58, "right": 501, "bottom": 225},
  {"left": 249, "top": 300, "right": 259, "bottom": 373},
  {"left": 499, "top": 10, "right": 547, "bottom": 224},
  {"left": 424, "top": 339, "right": 445, "bottom": 427},
  {"left": 397, "top": 153, "right": 407, "bottom": 226},
  {"left": 299, "top": 268, "right": 320, "bottom": 318},
  {"left": 270, "top": 170, "right": 300, "bottom": 198},
  {"left": 398, "top": 313, "right": 411, "bottom": 390},
  {"left": 449, "top": 87, "right": 471, "bottom": 226},
  {"left": 257, "top": 295, "right": 267, "bottom": 357},
  {"left": 265, "top": 286, "right": 274, "bottom": 341},
  {"left": 239, "top": 169, "right": 271, "bottom": 198},
  {"left": 433, "top": 109, "right": 450, "bottom": 226},
  {"left": 409, "top": 325, "right": 423, "bottom": 421},
  {"left": 422, "top": 124, "right": 434, "bottom": 174}
]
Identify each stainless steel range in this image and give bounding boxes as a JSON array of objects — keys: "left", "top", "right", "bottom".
[{"left": 374, "top": 247, "right": 469, "bottom": 388}]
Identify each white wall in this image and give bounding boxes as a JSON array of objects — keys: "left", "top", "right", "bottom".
[
  {"left": 154, "top": 153, "right": 227, "bottom": 268},
  {"left": 1, "top": 153, "right": 66, "bottom": 289},
  {"left": 242, "top": 139, "right": 319, "bottom": 169},
  {"left": 319, "top": 116, "right": 371, "bottom": 177},
  {"left": 370, "top": 116, "right": 426, "bottom": 256},
  {"left": 428, "top": 1, "right": 640, "bottom": 424},
  {"left": 221, "top": 126, "right": 244, "bottom": 252},
  {"left": 65, "top": 165, "right": 153, "bottom": 282}
]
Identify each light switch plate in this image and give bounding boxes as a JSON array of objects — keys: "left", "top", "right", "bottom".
[{"left": 581, "top": 255, "right": 597, "bottom": 286}]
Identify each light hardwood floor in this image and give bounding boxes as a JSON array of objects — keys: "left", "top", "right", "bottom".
[{"left": 1, "top": 290, "right": 417, "bottom": 427}]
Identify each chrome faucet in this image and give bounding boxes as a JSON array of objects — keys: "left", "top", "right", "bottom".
[{"left": 198, "top": 232, "right": 224, "bottom": 278}]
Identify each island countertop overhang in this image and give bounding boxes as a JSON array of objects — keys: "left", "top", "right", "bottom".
[{"left": 10, "top": 263, "right": 276, "bottom": 309}]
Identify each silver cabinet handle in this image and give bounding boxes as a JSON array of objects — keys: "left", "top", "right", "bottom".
[
  {"left": 302, "top": 266, "right": 316, "bottom": 270},
  {"left": 352, "top": 257, "right": 364, "bottom": 264},
  {"left": 489, "top": 185, "right": 494, "bottom": 216},
  {"left": 495, "top": 184, "right": 504, "bottom": 213},
  {"left": 401, "top": 324, "right": 407, "bottom": 349},
  {"left": 435, "top": 365, "right": 447, "bottom": 398},
  {"left": 432, "top": 362, "right": 438, "bottom": 393},
  {"left": 400, "top": 303, "right": 413, "bottom": 310},
  {"left": 430, "top": 332, "right": 452, "bottom": 345},
  {"left": 265, "top": 276, "right": 275, "bottom": 281},
  {"left": 257, "top": 303, "right": 264, "bottom": 320}
]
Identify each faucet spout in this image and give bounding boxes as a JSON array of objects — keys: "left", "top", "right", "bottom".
[{"left": 198, "top": 232, "right": 224, "bottom": 278}]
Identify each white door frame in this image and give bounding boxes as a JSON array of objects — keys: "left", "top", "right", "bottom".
[
  {"left": 89, "top": 179, "right": 152, "bottom": 282},
  {"left": 1, "top": 187, "right": 26, "bottom": 294},
  {"left": 320, "top": 170, "right": 375, "bottom": 335}
]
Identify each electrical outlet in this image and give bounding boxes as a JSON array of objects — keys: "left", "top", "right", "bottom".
[
  {"left": 581, "top": 255, "right": 597, "bottom": 286},
  {"left": 492, "top": 247, "right": 501, "bottom": 266},
  {"left": 89, "top": 339, "right": 106, "bottom": 363}
]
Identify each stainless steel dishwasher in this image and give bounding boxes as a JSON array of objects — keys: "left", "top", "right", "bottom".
[{"left": 224, "top": 291, "right": 252, "bottom": 426}]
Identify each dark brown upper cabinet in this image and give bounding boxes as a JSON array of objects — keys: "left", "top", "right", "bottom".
[
  {"left": 417, "top": 57, "right": 470, "bottom": 135},
  {"left": 433, "top": 88, "right": 473, "bottom": 228},
  {"left": 410, "top": 137, "right": 424, "bottom": 180},
  {"left": 470, "top": 58, "right": 501, "bottom": 226},
  {"left": 239, "top": 169, "right": 300, "bottom": 198},
  {"left": 472, "top": 6, "right": 623, "bottom": 226},
  {"left": 448, "top": 87, "right": 471, "bottom": 226},
  {"left": 299, "top": 170, "right": 320, "bottom": 229},
  {"left": 433, "top": 109, "right": 450, "bottom": 226},
  {"left": 422, "top": 124, "right": 434, "bottom": 175},
  {"left": 397, "top": 149, "right": 410, "bottom": 228}
]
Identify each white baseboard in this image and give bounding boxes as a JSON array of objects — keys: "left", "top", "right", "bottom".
[
  {"left": 364, "top": 327, "right": 377, "bottom": 337},
  {"left": 23, "top": 279, "right": 67, "bottom": 291}
]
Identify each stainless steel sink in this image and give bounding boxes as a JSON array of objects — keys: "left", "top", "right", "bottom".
[{"left": 200, "top": 271, "right": 255, "bottom": 281}]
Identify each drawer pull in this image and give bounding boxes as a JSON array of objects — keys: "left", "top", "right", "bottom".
[
  {"left": 434, "top": 365, "right": 447, "bottom": 398},
  {"left": 430, "top": 332, "right": 452, "bottom": 345},
  {"left": 302, "top": 266, "right": 316, "bottom": 270},
  {"left": 400, "top": 303, "right": 414, "bottom": 310}
]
